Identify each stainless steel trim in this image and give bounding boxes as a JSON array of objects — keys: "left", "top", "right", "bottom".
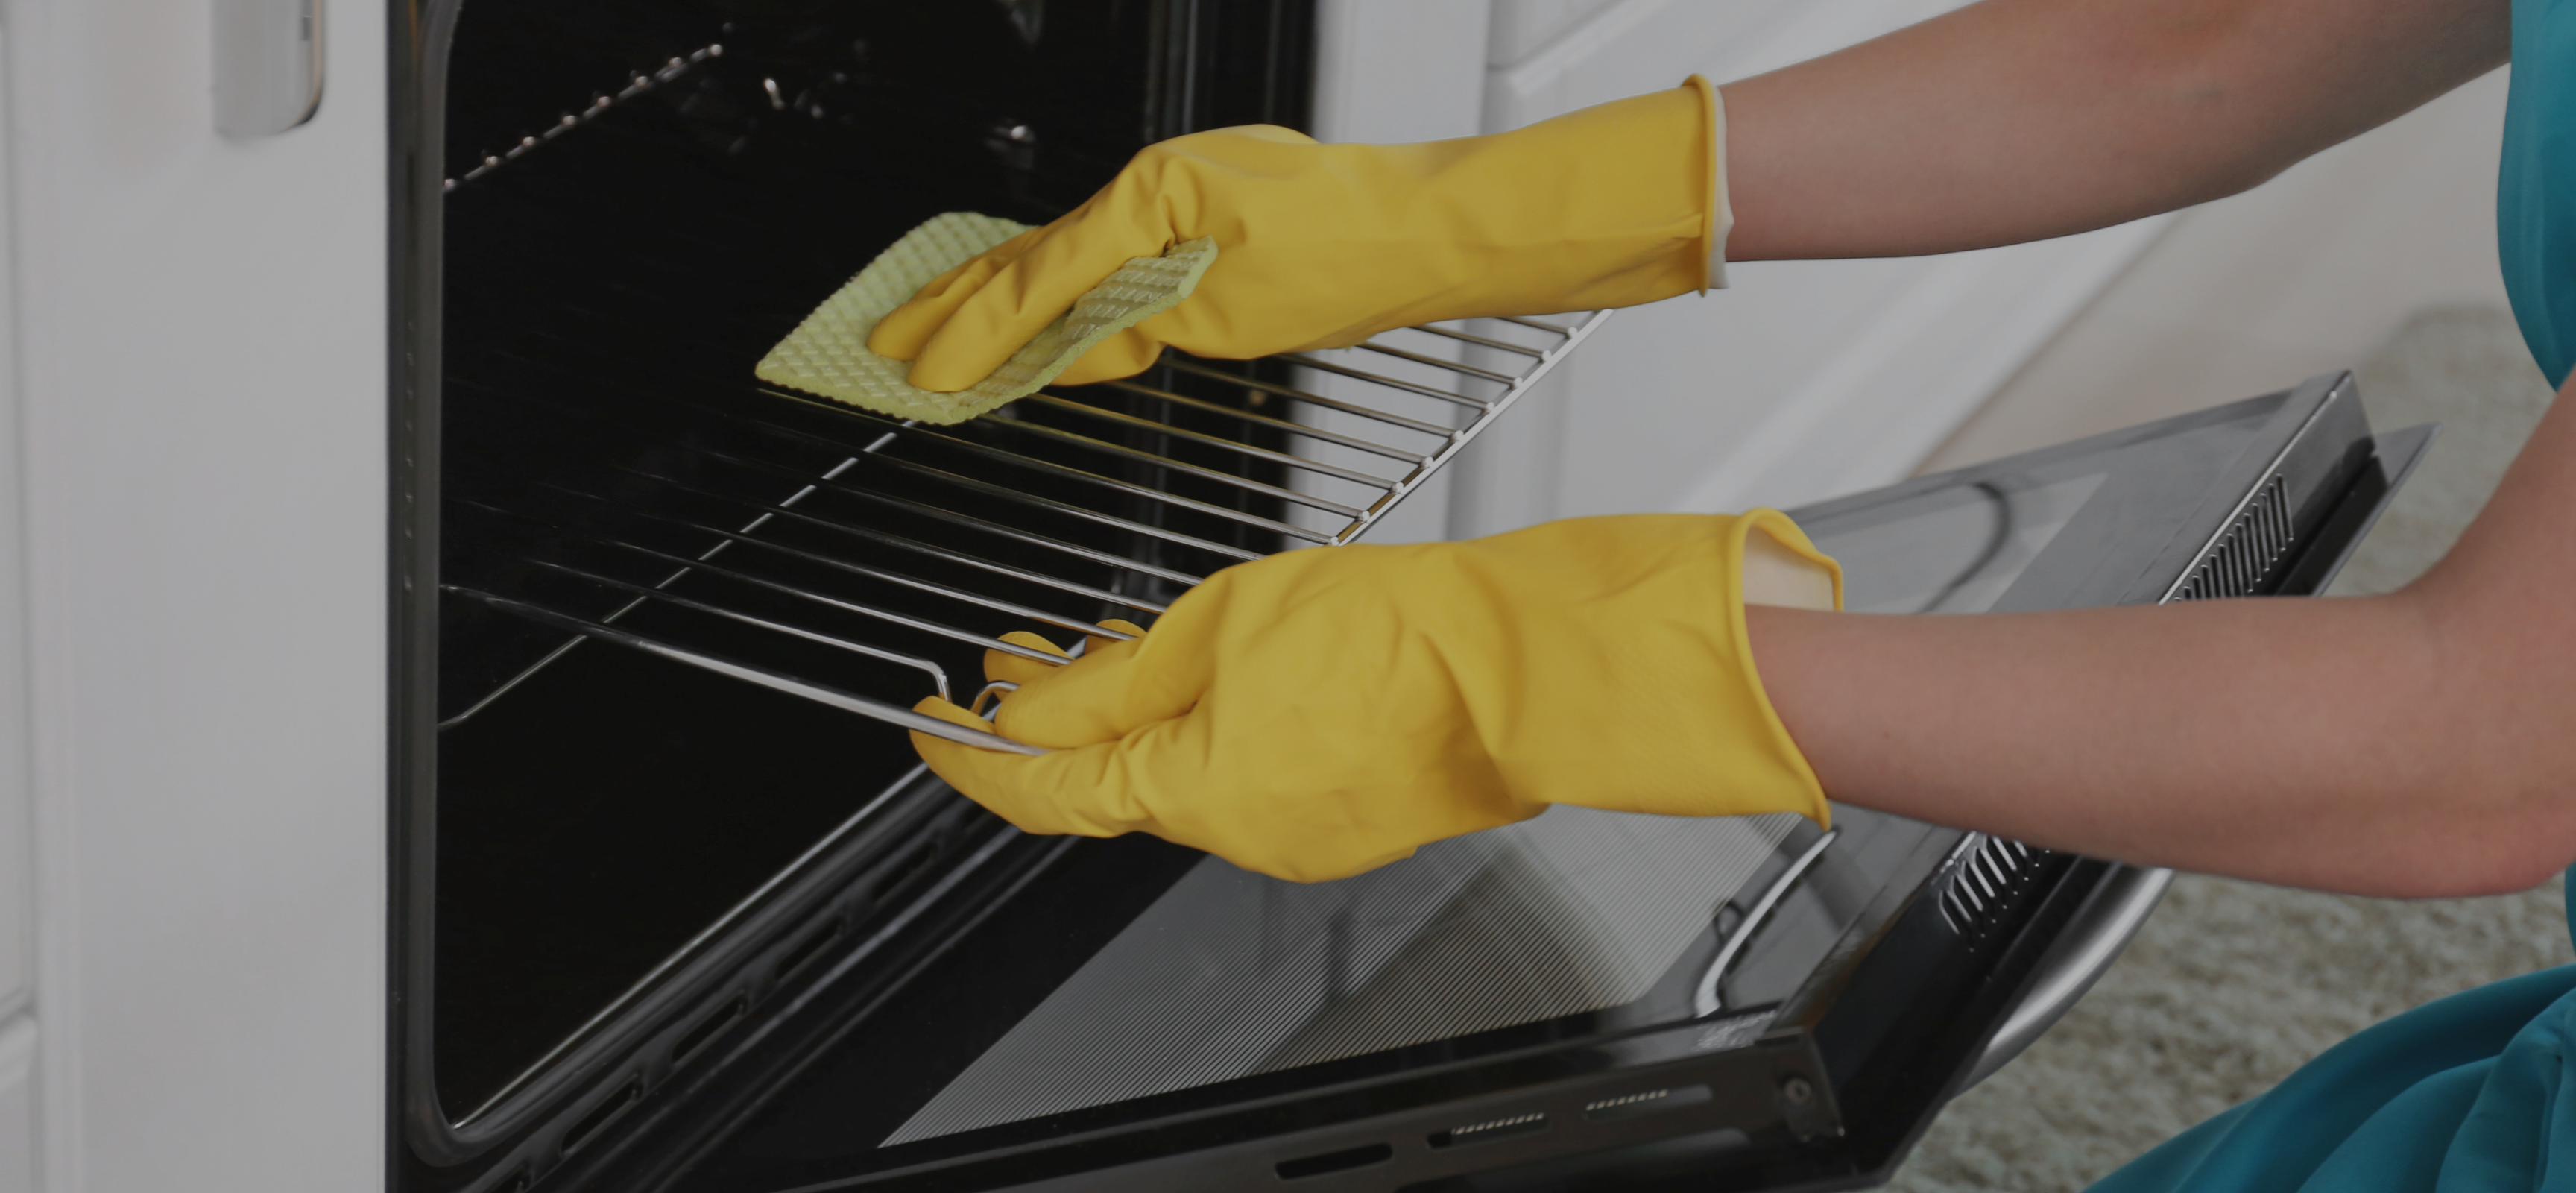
[
  {"left": 2157, "top": 374, "right": 2349, "bottom": 604},
  {"left": 1957, "top": 865, "right": 2172, "bottom": 1091},
  {"left": 1693, "top": 829, "right": 1839, "bottom": 1016}
]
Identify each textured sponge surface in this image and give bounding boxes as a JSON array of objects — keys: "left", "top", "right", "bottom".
[{"left": 755, "top": 211, "right": 1216, "bottom": 425}]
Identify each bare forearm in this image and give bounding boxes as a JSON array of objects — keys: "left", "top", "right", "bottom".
[
  {"left": 1720, "top": 0, "right": 2507, "bottom": 261},
  {"left": 1752, "top": 374, "right": 2576, "bottom": 898},
  {"left": 1749, "top": 596, "right": 2484, "bottom": 893}
]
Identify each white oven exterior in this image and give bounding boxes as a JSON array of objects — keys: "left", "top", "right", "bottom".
[{"left": 1, "top": 1, "right": 391, "bottom": 1190}]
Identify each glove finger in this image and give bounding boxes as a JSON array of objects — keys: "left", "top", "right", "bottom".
[
  {"left": 908, "top": 203, "right": 1170, "bottom": 394},
  {"left": 1096, "top": 712, "right": 1427, "bottom": 884},
  {"left": 1087, "top": 618, "right": 1149, "bottom": 649},
  {"left": 979, "top": 617, "right": 1146, "bottom": 691},
  {"left": 924, "top": 693, "right": 1430, "bottom": 885},
  {"left": 865, "top": 226, "right": 1048, "bottom": 362},
  {"left": 991, "top": 632, "right": 1165, "bottom": 748},
  {"left": 1051, "top": 326, "right": 1170, "bottom": 386},
  {"left": 997, "top": 606, "right": 1228, "bottom": 749},
  {"left": 909, "top": 696, "right": 1149, "bottom": 837},
  {"left": 982, "top": 629, "right": 1073, "bottom": 689},
  {"left": 994, "top": 570, "right": 1247, "bottom": 745}
]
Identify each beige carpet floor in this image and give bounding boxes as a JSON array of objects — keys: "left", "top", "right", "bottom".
[{"left": 1886, "top": 306, "right": 2567, "bottom": 1193}]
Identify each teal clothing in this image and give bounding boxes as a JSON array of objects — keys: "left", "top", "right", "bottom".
[
  {"left": 2077, "top": 4, "right": 2576, "bottom": 1189},
  {"left": 2089, "top": 950, "right": 2576, "bottom": 1192},
  {"left": 2503, "top": 0, "right": 2576, "bottom": 385}
]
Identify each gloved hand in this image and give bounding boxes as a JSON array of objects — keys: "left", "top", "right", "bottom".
[
  {"left": 911, "top": 512, "right": 1839, "bottom": 883},
  {"left": 869, "top": 77, "right": 1726, "bottom": 393}
]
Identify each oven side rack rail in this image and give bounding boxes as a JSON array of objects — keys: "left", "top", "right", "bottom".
[{"left": 453, "top": 311, "right": 1611, "bottom": 750}]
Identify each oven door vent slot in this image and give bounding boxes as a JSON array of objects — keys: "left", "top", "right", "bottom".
[
  {"left": 2169, "top": 476, "right": 2294, "bottom": 601},
  {"left": 1584, "top": 1084, "right": 1712, "bottom": 1122},
  {"left": 1429, "top": 1111, "right": 1548, "bottom": 1148},
  {"left": 1937, "top": 834, "right": 2042, "bottom": 943}
]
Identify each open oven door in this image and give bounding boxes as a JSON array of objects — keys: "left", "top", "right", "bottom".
[{"left": 512, "top": 376, "right": 2431, "bottom": 1193}]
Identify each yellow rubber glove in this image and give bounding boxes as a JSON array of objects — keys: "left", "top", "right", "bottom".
[
  {"left": 869, "top": 77, "right": 1725, "bottom": 393},
  {"left": 912, "top": 512, "right": 1840, "bottom": 883}
]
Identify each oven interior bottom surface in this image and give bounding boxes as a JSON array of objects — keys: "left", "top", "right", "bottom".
[{"left": 499, "top": 377, "right": 2422, "bottom": 1193}]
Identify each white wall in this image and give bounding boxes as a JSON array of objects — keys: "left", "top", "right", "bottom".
[
  {"left": 1922, "top": 68, "right": 2516, "bottom": 472},
  {"left": 1321, "top": 2, "right": 2509, "bottom": 540},
  {"left": 1477, "top": 0, "right": 2181, "bottom": 527},
  {"left": 1316, "top": 0, "right": 2174, "bottom": 543},
  {"left": 1306, "top": 0, "right": 1497, "bottom": 544}
]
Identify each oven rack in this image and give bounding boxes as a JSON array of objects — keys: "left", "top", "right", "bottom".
[{"left": 443, "top": 311, "right": 1611, "bottom": 753}]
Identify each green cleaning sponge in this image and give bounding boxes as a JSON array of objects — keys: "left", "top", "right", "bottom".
[{"left": 754, "top": 211, "right": 1217, "bottom": 426}]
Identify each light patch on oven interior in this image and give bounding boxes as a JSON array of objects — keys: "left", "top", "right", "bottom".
[
  {"left": 883, "top": 807, "right": 1797, "bottom": 1146},
  {"left": 754, "top": 211, "right": 1216, "bottom": 424}
]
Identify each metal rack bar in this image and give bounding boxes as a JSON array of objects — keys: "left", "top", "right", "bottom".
[
  {"left": 1155, "top": 360, "right": 1456, "bottom": 436},
  {"left": 1402, "top": 323, "right": 1549, "bottom": 358},
  {"left": 445, "top": 585, "right": 1044, "bottom": 755},
  {"left": 633, "top": 392, "right": 1276, "bottom": 562},
  {"left": 598, "top": 447, "right": 1212, "bottom": 585},
  {"left": 587, "top": 471, "right": 1170, "bottom": 614},
  {"left": 523, "top": 558, "right": 961, "bottom": 700},
  {"left": 1282, "top": 353, "right": 1489, "bottom": 409},
  {"left": 1354, "top": 340, "right": 1521, "bottom": 383},
  {"left": 801, "top": 405, "right": 1333, "bottom": 544},
  {"left": 843, "top": 450, "right": 1283, "bottom": 558},
  {"left": 451, "top": 309, "right": 1617, "bottom": 750},
  {"left": 598, "top": 533, "right": 1116, "bottom": 652},
  {"left": 1023, "top": 393, "right": 1399, "bottom": 487},
  {"left": 1093, "top": 380, "right": 1431, "bottom": 464},
  {"left": 970, "top": 415, "right": 1371, "bottom": 518}
]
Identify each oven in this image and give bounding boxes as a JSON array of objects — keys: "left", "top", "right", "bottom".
[{"left": 371, "top": 4, "right": 2435, "bottom": 1192}]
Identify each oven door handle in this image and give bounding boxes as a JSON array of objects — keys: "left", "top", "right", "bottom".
[{"left": 1957, "top": 862, "right": 2172, "bottom": 1092}]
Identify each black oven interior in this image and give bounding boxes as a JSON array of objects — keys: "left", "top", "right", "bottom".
[{"left": 397, "top": 2, "right": 1316, "bottom": 1189}]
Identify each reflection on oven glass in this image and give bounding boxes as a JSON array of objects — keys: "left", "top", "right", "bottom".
[
  {"left": 882, "top": 808, "right": 1799, "bottom": 1145},
  {"left": 1819, "top": 473, "right": 2106, "bottom": 614}
]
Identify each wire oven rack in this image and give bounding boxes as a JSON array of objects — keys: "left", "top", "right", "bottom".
[{"left": 441, "top": 312, "right": 1611, "bottom": 754}]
